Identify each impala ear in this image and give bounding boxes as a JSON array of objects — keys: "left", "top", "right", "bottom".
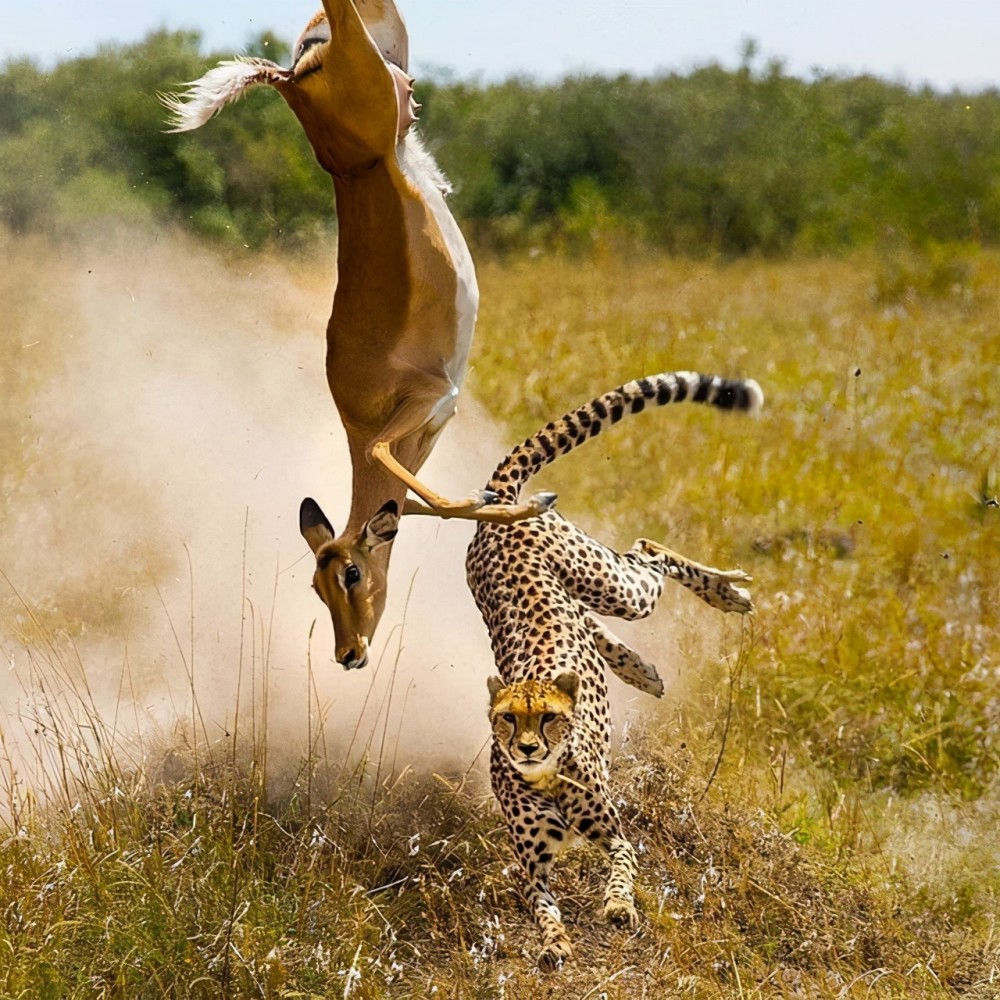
[
  {"left": 362, "top": 499, "right": 399, "bottom": 552},
  {"left": 553, "top": 670, "right": 580, "bottom": 705},
  {"left": 487, "top": 675, "right": 506, "bottom": 707},
  {"left": 300, "top": 497, "right": 336, "bottom": 555}
]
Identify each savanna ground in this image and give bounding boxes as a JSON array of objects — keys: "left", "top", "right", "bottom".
[{"left": 1, "top": 223, "right": 999, "bottom": 998}]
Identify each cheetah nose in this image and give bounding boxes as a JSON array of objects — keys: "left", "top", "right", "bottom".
[{"left": 518, "top": 740, "right": 540, "bottom": 757}]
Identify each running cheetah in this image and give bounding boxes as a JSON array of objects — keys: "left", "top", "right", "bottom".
[{"left": 466, "top": 371, "right": 762, "bottom": 970}]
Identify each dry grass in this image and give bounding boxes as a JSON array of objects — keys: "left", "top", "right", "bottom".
[
  {"left": 1, "top": 228, "right": 999, "bottom": 996},
  {"left": 474, "top": 246, "right": 1000, "bottom": 795}
]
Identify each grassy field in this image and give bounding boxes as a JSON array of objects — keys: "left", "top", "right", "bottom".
[{"left": 1, "top": 228, "right": 998, "bottom": 997}]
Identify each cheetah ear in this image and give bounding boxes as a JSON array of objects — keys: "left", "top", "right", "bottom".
[
  {"left": 487, "top": 675, "right": 506, "bottom": 706},
  {"left": 553, "top": 670, "right": 579, "bottom": 705}
]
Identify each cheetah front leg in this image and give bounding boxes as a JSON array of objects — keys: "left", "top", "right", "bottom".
[
  {"left": 529, "top": 875, "right": 575, "bottom": 972},
  {"left": 563, "top": 773, "right": 640, "bottom": 928},
  {"left": 493, "top": 765, "right": 575, "bottom": 970},
  {"left": 584, "top": 808, "right": 639, "bottom": 927},
  {"left": 602, "top": 833, "right": 640, "bottom": 928},
  {"left": 632, "top": 538, "right": 754, "bottom": 614}
]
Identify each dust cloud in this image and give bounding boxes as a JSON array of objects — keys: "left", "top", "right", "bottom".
[{"left": 0, "top": 223, "right": 707, "bottom": 804}]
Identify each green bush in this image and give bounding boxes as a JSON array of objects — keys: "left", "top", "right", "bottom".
[{"left": 4, "top": 30, "right": 1000, "bottom": 254}]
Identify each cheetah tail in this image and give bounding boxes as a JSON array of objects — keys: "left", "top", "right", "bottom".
[{"left": 487, "top": 371, "right": 762, "bottom": 502}]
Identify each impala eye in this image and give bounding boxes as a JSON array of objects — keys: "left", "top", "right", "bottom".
[
  {"left": 296, "top": 39, "right": 317, "bottom": 62},
  {"left": 344, "top": 564, "right": 361, "bottom": 588}
]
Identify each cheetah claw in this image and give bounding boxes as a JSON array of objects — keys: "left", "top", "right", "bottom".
[
  {"left": 537, "top": 938, "right": 573, "bottom": 972},
  {"left": 604, "top": 898, "right": 639, "bottom": 929}
]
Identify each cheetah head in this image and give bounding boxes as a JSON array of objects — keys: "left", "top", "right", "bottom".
[{"left": 487, "top": 671, "right": 579, "bottom": 783}]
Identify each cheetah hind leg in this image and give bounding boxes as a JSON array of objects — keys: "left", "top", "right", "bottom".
[
  {"left": 633, "top": 538, "right": 754, "bottom": 615},
  {"left": 589, "top": 616, "right": 664, "bottom": 698}
]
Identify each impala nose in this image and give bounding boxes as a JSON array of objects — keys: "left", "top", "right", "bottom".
[
  {"left": 337, "top": 636, "right": 370, "bottom": 671},
  {"left": 338, "top": 648, "right": 369, "bottom": 670}
]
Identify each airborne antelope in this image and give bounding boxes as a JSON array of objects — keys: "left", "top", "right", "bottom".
[{"left": 162, "top": 0, "right": 553, "bottom": 669}]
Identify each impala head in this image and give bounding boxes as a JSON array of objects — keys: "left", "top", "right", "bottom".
[
  {"left": 299, "top": 497, "right": 400, "bottom": 670},
  {"left": 488, "top": 672, "right": 579, "bottom": 782},
  {"left": 281, "top": 1, "right": 416, "bottom": 171},
  {"left": 160, "top": 0, "right": 418, "bottom": 173}
]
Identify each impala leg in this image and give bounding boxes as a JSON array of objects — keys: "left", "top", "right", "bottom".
[
  {"left": 371, "top": 439, "right": 497, "bottom": 512},
  {"left": 401, "top": 493, "right": 557, "bottom": 522},
  {"left": 368, "top": 381, "right": 556, "bottom": 520}
]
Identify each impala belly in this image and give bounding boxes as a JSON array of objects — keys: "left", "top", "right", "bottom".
[{"left": 397, "top": 135, "right": 479, "bottom": 392}]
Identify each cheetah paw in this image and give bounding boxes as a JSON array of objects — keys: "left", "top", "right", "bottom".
[
  {"left": 537, "top": 937, "right": 573, "bottom": 972},
  {"left": 603, "top": 898, "right": 639, "bottom": 929}
]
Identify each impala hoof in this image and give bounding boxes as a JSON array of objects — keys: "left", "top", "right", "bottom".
[
  {"left": 528, "top": 491, "right": 558, "bottom": 514},
  {"left": 480, "top": 489, "right": 501, "bottom": 506}
]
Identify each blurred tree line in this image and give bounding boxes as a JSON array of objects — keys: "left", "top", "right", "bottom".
[{"left": 2, "top": 29, "right": 999, "bottom": 255}]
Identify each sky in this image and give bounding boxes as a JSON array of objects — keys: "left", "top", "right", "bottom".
[{"left": 3, "top": 0, "right": 999, "bottom": 92}]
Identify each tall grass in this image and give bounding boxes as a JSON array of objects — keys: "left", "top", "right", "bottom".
[
  {"left": 0, "top": 599, "right": 988, "bottom": 998},
  {"left": 471, "top": 243, "right": 1000, "bottom": 991},
  {"left": 1, "top": 233, "right": 998, "bottom": 996},
  {"left": 0, "top": 563, "right": 491, "bottom": 998}
]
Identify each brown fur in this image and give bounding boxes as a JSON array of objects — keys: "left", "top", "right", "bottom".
[{"left": 162, "top": 0, "right": 552, "bottom": 667}]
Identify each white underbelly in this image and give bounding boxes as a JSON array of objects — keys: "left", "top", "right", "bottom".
[{"left": 397, "top": 134, "right": 479, "bottom": 387}]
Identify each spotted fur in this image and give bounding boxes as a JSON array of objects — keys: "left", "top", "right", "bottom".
[{"left": 467, "top": 371, "right": 762, "bottom": 970}]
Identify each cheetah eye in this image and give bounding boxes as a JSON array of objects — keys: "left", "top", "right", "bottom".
[
  {"left": 541, "top": 712, "right": 557, "bottom": 725},
  {"left": 501, "top": 712, "right": 516, "bottom": 726},
  {"left": 344, "top": 564, "right": 361, "bottom": 589}
]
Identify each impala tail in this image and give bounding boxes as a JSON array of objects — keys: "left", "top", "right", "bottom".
[
  {"left": 488, "top": 371, "right": 763, "bottom": 503},
  {"left": 159, "top": 58, "right": 292, "bottom": 133}
]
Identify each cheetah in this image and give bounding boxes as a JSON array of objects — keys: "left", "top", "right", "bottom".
[{"left": 465, "top": 370, "right": 763, "bottom": 970}]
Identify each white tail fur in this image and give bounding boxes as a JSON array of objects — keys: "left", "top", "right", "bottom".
[{"left": 159, "top": 58, "right": 291, "bottom": 133}]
